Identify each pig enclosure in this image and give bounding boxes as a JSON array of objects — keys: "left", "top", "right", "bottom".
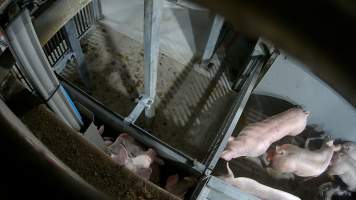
[
  {"left": 57, "top": 18, "right": 355, "bottom": 199},
  {"left": 1, "top": 0, "right": 356, "bottom": 199}
]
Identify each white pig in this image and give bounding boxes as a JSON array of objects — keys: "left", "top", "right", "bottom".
[
  {"left": 108, "top": 133, "right": 160, "bottom": 179},
  {"left": 110, "top": 143, "right": 156, "bottom": 179},
  {"left": 221, "top": 108, "right": 310, "bottom": 160},
  {"left": 341, "top": 141, "right": 356, "bottom": 161},
  {"left": 109, "top": 133, "right": 163, "bottom": 164},
  {"left": 328, "top": 152, "right": 356, "bottom": 191},
  {"left": 269, "top": 141, "right": 340, "bottom": 177},
  {"left": 219, "top": 163, "right": 301, "bottom": 200}
]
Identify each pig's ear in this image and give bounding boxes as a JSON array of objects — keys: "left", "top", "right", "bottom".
[
  {"left": 112, "top": 145, "right": 129, "bottom": 165},
  {"left": 275, "top": 146, "right": 285, "bottom": 155},
  {"left": 136, "top": 168, "right": 152, "bottom": 180}
]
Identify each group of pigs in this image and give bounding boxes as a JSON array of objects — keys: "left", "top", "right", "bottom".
[
  {"left": 219, "top": 108, "right": 356, "bottom": 200},
  {"left": 100, "top": 107, "right": 356, "bottom": 199},
  {"left": 102, "top": 133, "right": 193, "bottom": 198}
]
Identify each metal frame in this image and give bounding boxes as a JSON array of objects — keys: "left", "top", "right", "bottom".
[
  {"left": 60, "top": 77, "right": 206, "bottom": 174},
  {"left": 63, "top": 18, "right": 91, "bottom": 90},
  {"left": 190, "top": 176, "right": 260, "bottom": 200},
  {"left": 203, "top": 55, "right": 265, "bottom": 172},
  {"left": 201, "top": 14, "right": 224, "bottom": 63},
  {"left": 143, "top": 0, "right": 163, "bottom": 118},
  {"left": 4, "top": 9, "right": 83, "bottom": 131}
]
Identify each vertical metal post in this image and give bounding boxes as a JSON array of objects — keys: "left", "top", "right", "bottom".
[
  {"left": 5, "top": 10, "right": 83, "bottom": 131},
  {"left": 64, "top": 18, "right": 91, "bottom": 90},
  {"left": 201, "top": 15, "right": 224, "bottom": 62},
  {"left": 143, "top": 0, "right": 162, "bottom": 118},
  {"left": 92, "top": 0, "right": 104, "bottom": 20}
]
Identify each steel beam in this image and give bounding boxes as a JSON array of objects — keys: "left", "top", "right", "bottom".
[
  {"left": 143, "top": 0, "right": 163, "bottom": 118},
  {"left": 4, "top": 10, "right": 83, "bottom": 131},
  {"left": 63, "top": 18, "right": 91, "bottom": 90},
  {"left": 201, "top": 15, "right": 224, "bottom": 63}
]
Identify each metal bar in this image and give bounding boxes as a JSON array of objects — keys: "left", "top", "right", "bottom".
[
  {"left": 55, "top": 33, "right": 65, "bottom": 54},
  {"left": 54, "top": 52, "right": 75, "bottom": 74},
  {"left": 4, "top": 9, "right": 83, "bottom": 130},
  {"left": 201, "top": 15, "right": 224, "bottom": 62},
  {"left": 92, "top": 0, "right": 104, "bottom": 20},
  {"left": 191, "top": 176, "right": 260, "bottom": 200},
  {"left": 60, "top": 78, "right": 206, "bottom": 174},
  {"left": 143, "top": 0, "right": 163, "bottom": 118},
  {"left": 59, "top": 29, "right": 69, "bottom": 50},
  {"left": 63, "top": 18, "right": 91, "bottom": 90},
  {"left": 83, "top": 7, "right": 90, "bottom": 29},
  {"left": 203, "top": 56, "right": 265, "bottom": 171},
  {"left": 88, "top": 2, "right": 95, "bottom": 25},
  {"left": 124, "top": 96, "right": 152, "bottom": 124}
]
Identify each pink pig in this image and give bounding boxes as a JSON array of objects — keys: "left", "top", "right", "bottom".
[
  {"left": 341, "top": 141, "right": 356, "bottom": 161},
  {"left": 269, "top": 141, "right": 341, "bottom": 177},
  {"left": 328, "top": 151, "right": 356, "bottom": 191},
  {"left": 221, "top": 108, "right": 310, "bottom": 160},
  {"left": 108, "top": 133, "right": 160, "bottom": 179},
  {"left": 219, "top": 163, "right": 301, "bottom": 200}
]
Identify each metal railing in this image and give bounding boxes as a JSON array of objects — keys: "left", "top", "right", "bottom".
[{"left": 42, "top": 1, "right": 95, "bottom": 67}]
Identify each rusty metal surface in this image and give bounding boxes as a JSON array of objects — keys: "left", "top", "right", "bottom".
[{"left": 192, "top": 0, "right": 356, "bottom": 107}]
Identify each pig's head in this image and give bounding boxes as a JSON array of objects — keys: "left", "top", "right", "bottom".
[
  {"left": 110, "top": 143, "right": 129, "bottom": 166},
  {"left": 328, "top": 152, "right": 348, "bottom": 176},
  {"left": 268, "top": 145, "right": 290, "bottom": 161},
  {"left": 131, "top": 148, "right": 156, "bottom": 169},
  {"left": 342, "top": 142, "right": 356, "bottom": 153}
]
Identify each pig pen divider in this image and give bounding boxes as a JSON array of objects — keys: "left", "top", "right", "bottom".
[
  {"left": 202, "top": 55, "right": 266, "bottom": 171},
  {"left": 59, "top": 54, "right": 268, "bottom": 178},
  {"left": 60, "top": 75, "right": 206, "bottom": 175}
]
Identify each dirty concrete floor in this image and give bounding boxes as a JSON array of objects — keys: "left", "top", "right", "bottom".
[{"left": 61, "top": 22, "right": 237, "bottom": 162}]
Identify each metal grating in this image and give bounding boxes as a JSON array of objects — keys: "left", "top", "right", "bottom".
[
  {"left": 74, "top": 1, "right": 96, "bottom": 38},
  {"left": 43, "top": 28, "right": 69, "bottom": 66},
  {"left": 42, "top": 1, "right": 95, "bottom": 67}
]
